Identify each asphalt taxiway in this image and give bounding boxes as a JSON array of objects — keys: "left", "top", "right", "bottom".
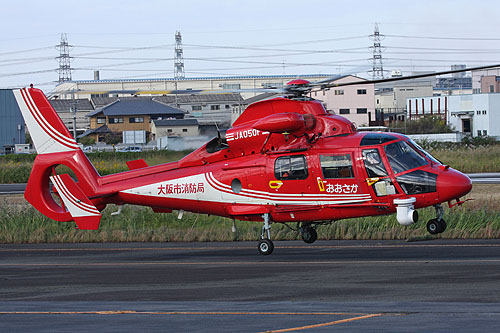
[{"left": 1, "top": 240, "right": 500, "bottom": 332}]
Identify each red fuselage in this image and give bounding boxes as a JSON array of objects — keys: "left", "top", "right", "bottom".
[{"left": 18, "top": 89, "right": 471, "bottom": 229}]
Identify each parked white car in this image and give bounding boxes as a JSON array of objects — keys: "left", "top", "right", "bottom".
[{"left": 118, "top": 146, "right": 142, "bottom": 152}]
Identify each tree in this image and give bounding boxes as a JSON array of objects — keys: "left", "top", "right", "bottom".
[
  {"left": 390, "top": 116, "right": 454, "bottom": 134},
  {"left": 78, "top": 136, "right": 95, "bottom": 145},
  {"left": 104, "top": 132, "right": 122, "bottom": 145}
]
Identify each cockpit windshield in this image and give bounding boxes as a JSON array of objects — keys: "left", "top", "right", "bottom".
[
  {"left": 406, "top": 138, "right": 441, "bottom": 164},
  {"left": 384, "top": 140, "right": 428, "bottom": 174}
]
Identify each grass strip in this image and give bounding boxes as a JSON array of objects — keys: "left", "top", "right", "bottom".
[{"left": 0, "top": 201, "right": 499, "bottom": 243}]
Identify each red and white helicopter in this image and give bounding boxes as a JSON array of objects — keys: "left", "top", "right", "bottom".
[{"left": 12, "top": 64, "right": 499, "bottom": 255}]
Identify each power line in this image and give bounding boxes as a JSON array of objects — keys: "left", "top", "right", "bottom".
[
  {"left": 0, "top": 46, "right": 54, "bottom": 57},
  {"left": 0, "top": 68, "right": 57, "bottom": 78},
  {"left": 386, "top": 34, "right": 500, "bottom": 41}
]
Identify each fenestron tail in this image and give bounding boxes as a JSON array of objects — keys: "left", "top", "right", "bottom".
[{"left": 13, "top": 87, "right": 102, "bottom": 229}]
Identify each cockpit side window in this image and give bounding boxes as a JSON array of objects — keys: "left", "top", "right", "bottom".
[
  {"left": 384, "top": 141, "right": 428, "bottom": 174},
  {"left": 362, "top": 148, "right": 398, "bottom": 196},
  {"left": 362, "top": 149, "right": 388, "bottom": 178}
]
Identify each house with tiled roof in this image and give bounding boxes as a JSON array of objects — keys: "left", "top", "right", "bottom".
[
  {"left": 151, "top": 119, "right": 200, "bottom": 139},
  {"left": 91, "top": 93, "right": 243, "bottom": 128},
  {"left": 86, "top": 98, "right": 185, "bottom": 138}
]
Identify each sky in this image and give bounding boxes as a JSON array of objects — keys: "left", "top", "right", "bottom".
[{"left": 1, "top": 0, "right": 499, "bottom": 92}]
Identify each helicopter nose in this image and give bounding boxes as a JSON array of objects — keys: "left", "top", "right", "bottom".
[{"left": 437, "top": 168, "right": 472, "bottom": 202}]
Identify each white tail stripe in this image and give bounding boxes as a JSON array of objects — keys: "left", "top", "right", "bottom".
[
  {"left": 53, "top": 175, "right": 100, "bottom": 214},
  {"left": 21, "top": 89, "right": 78, "bottom": 149},
  {"left": 205, "top": 172, "right": 371, "bottom": 203},
  {"left": 58, "top": 179, "right": 100, "bottom": 213},
  {"left": 207, "top": 172, "right": 371, "bottom": 200},
  {"left": 14, "top": 89, "right": 76, "bottom": 154},
  {"left": 22, "top": 88, "right": 78, "bottom": 148},
  {"left": 51, "top": 175, "right": 100, "bottom": 216}
]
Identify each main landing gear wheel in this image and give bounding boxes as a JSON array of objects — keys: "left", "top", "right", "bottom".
[
  {"left": 426, "top": 218, "right": 447, "bottom": 234},
  {"left": 258, "top": 239, "right": 274, "bottom": 255},
  {"left": 300, "top": 225, "right": 318, "bottom": 244},
  {"left": 258, "top": 213, "right": 274, "bottom": 255}
]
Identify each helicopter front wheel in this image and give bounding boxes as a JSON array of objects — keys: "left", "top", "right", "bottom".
[
  {"left": 300, "top": 224, "right": 318, "bottom": 244},
  {"left": 426, "top": 218, "right": 447, "bottom": 234}
]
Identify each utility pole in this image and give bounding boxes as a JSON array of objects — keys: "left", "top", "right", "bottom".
[
  {"left": 72, "top": 94, "right": 77, "bottom": 139},
  {"left": 56, "top": 33, "right": 72, "bottom": 83}
]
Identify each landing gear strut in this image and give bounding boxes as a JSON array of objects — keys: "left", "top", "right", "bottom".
[
  {"left": 258, "top": 213, "right": 274, "bottom": 255},
  {"left": 427, "top": 204, "right": 447, "bottom": 234},
  {"left": 300, "top": 223, "right": 318, "bottom": 244}
]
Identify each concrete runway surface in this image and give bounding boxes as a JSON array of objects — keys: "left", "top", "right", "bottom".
[{"left": 1, "top": 239, "right": 500, "bottom": 332}]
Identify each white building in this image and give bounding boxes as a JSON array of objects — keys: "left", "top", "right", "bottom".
[
  {"left": 448, "top": 94, "right": 500, "bottom": 137},
  {"left": 406, "top": 95, "right": 450, "bottom": 121},
  {"left": 407, "top": 93, "right": 500, "bottom": 138}
]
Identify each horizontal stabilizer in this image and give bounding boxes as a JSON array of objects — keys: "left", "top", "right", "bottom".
[{"left": 126, "top": 159, "right": 149, "bottom": 170}]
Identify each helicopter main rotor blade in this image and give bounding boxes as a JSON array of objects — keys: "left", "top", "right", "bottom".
[
  {"left": 313, "top": 63, "right": 500, "bottom": 90},
  {"left": 59, "top": 87, "right": 288, "bottom": 96}
]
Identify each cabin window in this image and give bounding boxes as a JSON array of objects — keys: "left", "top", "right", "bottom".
[
  {"left": 320, "top": 154, "right": 354, "bottom": 179},
  {"left": 275, "top": 155, "right": 308, "bottom": 180}
]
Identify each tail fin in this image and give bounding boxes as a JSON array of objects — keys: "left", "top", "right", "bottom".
[
  {"left": 13, "top": 88, "right": 79, "bottom": 154},
  {"left": 13, "top": 87, "right": 102, "bottom": 229}
]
